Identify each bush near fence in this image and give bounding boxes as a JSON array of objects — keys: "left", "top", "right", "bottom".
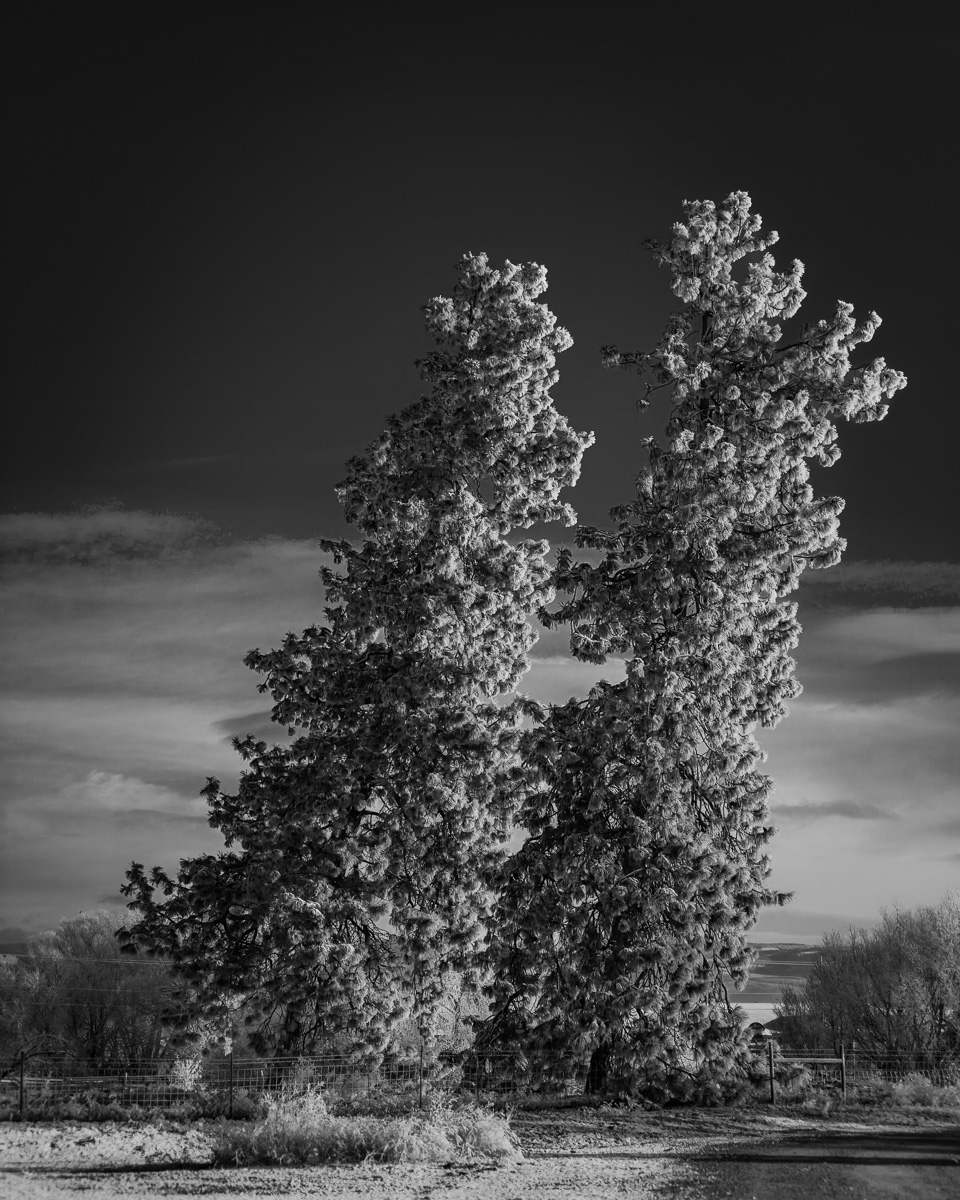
[{"left": 782, "top": 1048, "right": 960, "bottom": 1087}]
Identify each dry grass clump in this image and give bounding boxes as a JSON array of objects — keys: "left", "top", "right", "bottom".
[
  {"left": 889, "top": 1072, "right": 960, "bottom": 1111},
  {"left": 763, "top": 1066, "right": 960, "bottom": 1118},
  {"left": 211, "top": 1087, "right": 520, "bottom": 1166}
]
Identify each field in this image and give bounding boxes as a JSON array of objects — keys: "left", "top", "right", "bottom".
[{"left": 2, "top": 1104, "right": 958, "bottom": 1199}]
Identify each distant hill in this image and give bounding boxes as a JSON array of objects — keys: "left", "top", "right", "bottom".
[
  {"left": 732, "top": 943, "right": 818, "bottom": 1003},
  {"left": 0, "top": 942, "right": 27, "bottom": 957}
]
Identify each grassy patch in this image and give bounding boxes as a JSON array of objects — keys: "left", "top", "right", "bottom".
[
  {"left": 758, "top": 1067, "right": 960, "bottom": 1121},
  {"left": 211, "top": 1088, "right": 520, "bottom": 1166},
  {"left": 889, "top": 1073, "right": 960, "bottom": 1111}
]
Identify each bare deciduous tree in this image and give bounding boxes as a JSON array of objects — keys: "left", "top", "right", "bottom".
[
  {"left": 0, "top": 912, "right": 169, "bottom": 1064},
  {"left": 777, "top": 894, "right": 960, "bottom": 1058}
]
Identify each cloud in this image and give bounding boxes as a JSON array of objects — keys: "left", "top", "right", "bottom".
[
  {"left": 5, "top": 771, "right": 211, "bottom": 840},
  {"left": 790, "top": 606, "right": 960, "bottom": 707},
  {"left": 529, "top": 617, "right": 577, "bottom": 660},
  {"left": 0, "top": 504, "right": 224, "bottom": 566},
  {"left": 213, "top": 710, "right": 294, "bottom": 745},
  {"left": 761, "top": 688, "right": 960, "bottom": 915},
  {"left": 2, "top": 770, "right": 224, "bottom": 933},
  {"left": 0, "top": 508, "right": 331, "bottom": 933},
  {"left": 776, "top": 799, "right": 898, "bottom": 822},
  {"left": 62, "top": 770, "right": 196, "bottom": 813},
  {"left": 798, "top": 560, "right": 960, "bottom": 608},
  {"left": 1, "top": 523, "right": 327, "bottom": 706},
  {"left": 843, "top": 651, "right": 960, "bottom": 703},
  {"left": 750, "top": 573, "right": 960, "bottom": 916},
  {"left": 524, "top": 655, "right": 627, "bottom": 705}
]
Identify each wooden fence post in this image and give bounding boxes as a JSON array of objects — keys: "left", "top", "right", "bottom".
[
  {"left": 840, "top": 1045, "right": 846, "bottom": 1101},
  {"left": 418, "top": 1043, "right": 424, "bottom": 1109},
  {"left": 768, "top": 1040, "right": 776, "bottom": 1104},
  {"left": 228, "top": 1051, "right": 234, "bottom": 1118},
  {"left": 19, "top": 1050, "right": 25, "bottom": 1121}
]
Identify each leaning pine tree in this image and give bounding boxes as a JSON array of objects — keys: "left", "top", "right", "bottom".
[
  {"left": 479, "top": 192, "right": 906, "bottom": 1100},
  {"left": 122, "top": 254, "right": 592, "bottom": 1055}
]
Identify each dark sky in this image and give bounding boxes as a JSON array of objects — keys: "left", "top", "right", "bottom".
[{"left": 4, "top": 5, "right": 956, "bottom": 560}]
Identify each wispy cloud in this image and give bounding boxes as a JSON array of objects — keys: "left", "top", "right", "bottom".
[
  {"left": 527, "top": 555, "right": 960, "bottom": 921},
  {"left": 798, "top": 560, "right": 960, "bottom": 608},
  {"left": 3, "top": 770, "right": 223, "bottom": 933},
  {"left": 930, "top": 816, "right": 960, "bottom": 838},
  {"left": 0, "top": 505, "right": 224, "bottom": 566},
  {"left": 775, "top": 798, "right": 899, "bottom": 822},
  {"left": 213, "top": 710, "right": 295, "bottom": 745},
  {"left": 0, "top": 508, "right": 328, "bottom": 931},
  {"left": 760, "top": 593, "right": 960, "bottom": 917}
]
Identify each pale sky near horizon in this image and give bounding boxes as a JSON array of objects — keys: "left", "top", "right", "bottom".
[{"left": 2, "top": 7, "right": 958, "bottom": 943}]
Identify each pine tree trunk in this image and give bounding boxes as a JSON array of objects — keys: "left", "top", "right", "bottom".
[{"left": 585, "top": 1042, "right": 611, "bottom": 1095}]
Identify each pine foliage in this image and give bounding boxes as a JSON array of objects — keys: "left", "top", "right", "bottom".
[
  {"left": 478, "top": 192, "right": 906, "bottom": 1099},
  {"left": 121, "top": 255, "right": 592, "bottom": 1055}
]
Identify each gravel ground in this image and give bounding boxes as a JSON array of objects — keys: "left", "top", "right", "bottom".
[{"left": 1, "top": 1107, "right": 957, "bottom": 1199}]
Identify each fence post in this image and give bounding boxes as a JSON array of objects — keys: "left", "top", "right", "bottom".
[
  {"left": 768, "top": 1040, "right": 776, "bottom": 1104},
  {"left": 228, "top": 1051, "right": 234, "bottom": 1119},
  {"left": 840, "top": 1045, "right": 846, "bottom": 1101},
  {"left": 19, "top": 1050, "right": 25, "bottom": 1121},
  {"left": 418, "top": 1043, "right": 424, "bottom": 1109}
]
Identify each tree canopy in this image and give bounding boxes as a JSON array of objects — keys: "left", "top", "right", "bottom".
[
  {"left": 477, "top": 191, "right": 906, "bottom": 1100},
  {"left": 122, "top": 196, "right": 906, "bottom": 1094},
  {"left": 122, "top": 254, "right": 592, "bottom": 1055}
]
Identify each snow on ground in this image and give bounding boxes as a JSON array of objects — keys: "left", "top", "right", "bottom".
[{"left": 1, "top": 1107, "right": 957, "bottom": 1199}]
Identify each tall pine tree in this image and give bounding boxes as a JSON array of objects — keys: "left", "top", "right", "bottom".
[
  {"left": 479, "top": 193, "right": 906, "bottom": 1099},
  {"left": 122, "top": 254, "right": 592, "bottom": 1055}
]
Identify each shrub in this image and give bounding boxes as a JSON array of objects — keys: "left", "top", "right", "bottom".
[
  {"left": 211, "top": 1087, "right": 520, "bottom": 1166},
  {"left": 890, "top": 1072, "right": 960, "bottom": 1110},
  {"left": 849, "top": 1069, "right": 893, "bottom": 1106},
  {"left": 169, "top": 1057, "right": 204, "bottom": 1092},
  {"left": 424, "top": 1089, "right": 519, "bottom": 1158}
]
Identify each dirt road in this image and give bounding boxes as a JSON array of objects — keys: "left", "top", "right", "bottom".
[{"left": 689, "top": 1126, "right": 960, "bottom": 1200}]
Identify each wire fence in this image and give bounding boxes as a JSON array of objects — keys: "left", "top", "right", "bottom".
[
  {"left": 780, "top": 1047, "right": 960, "bottom": 1087},
  {"left": 0, "top": 1050, "right": 533, "bottom": 1119},
  {"left": 1, "top": 1045, "right": 956, "bottom": 1120}
]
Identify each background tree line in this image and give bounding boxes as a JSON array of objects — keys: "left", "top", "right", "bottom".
[
  {"left": 0, "top": 912, "right": 170, "bottom": 1066},
  {"left": 0, "top": 912, "right": 484, "bottom": 1066},
  {"left": 775, "top": 893, "right": 960, "bottom": 1060},
  {"left": 5, "top": 896, "right": 956, "bottom": 1070}
]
